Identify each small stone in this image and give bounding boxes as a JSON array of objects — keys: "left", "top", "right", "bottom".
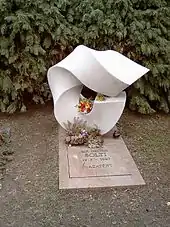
[
  {"left": 167, "top": 202, "right": 170, "bottom": 206},
  {"left": 14, "top": 176, "right": 19, "bottom": 181},
  {"left": 65, "top": 136, "right": 71, "bottom": 143}
]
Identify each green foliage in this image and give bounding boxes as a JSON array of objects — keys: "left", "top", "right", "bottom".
[{"left": 0, "top": 0, "right": 170, "bottom": 113}]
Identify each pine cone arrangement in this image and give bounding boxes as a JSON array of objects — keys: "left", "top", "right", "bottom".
[
  {"left": 65, "top": 134, "right": 88, "bottom": 146},
  {"left": 87, "top": 136, "right": 104, "bottom": 149}
]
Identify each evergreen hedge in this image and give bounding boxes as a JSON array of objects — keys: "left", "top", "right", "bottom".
[{"left": 0, "top": 0, "right": 170, "bottom": 114}]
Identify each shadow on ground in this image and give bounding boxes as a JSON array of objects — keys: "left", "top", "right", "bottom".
[{"left": 0, "top": 104, "right": 169, "bottom": 227}]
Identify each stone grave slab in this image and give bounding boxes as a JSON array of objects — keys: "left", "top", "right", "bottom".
[{"left": 59, "top": 126, "right": 145, "bottom": 189}]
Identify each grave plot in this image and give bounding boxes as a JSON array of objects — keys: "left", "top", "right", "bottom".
[{"left": 59, "top": 127, "right": 145, "bottom": 189}]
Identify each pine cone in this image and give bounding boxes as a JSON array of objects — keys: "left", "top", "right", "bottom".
[{"left": 113, "top": 130, "right": 120, "bottom": 138}]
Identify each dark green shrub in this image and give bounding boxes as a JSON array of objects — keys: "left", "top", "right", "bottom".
[{"left": 0, "top": 0, "right": 169, "bottom": 113}]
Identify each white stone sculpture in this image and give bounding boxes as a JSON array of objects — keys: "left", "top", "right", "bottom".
[{"left": 47, "top": 45, "right": 149, "bottom": 135}]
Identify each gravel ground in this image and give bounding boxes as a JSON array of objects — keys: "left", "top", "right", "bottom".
[{"left": 0, "top": 104, "right": 169, "bottom": 227}]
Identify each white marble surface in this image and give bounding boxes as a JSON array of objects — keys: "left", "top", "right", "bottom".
[{"left": 48, "top": 45, "right": 149, "bottom": 134}]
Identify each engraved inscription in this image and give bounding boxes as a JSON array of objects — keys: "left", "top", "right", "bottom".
[
  {"left": 80, "top": 148, "right": 112, "bottom": 169},
  {"left": 89, "top": 164, "right": 112, "bottom": 168}
]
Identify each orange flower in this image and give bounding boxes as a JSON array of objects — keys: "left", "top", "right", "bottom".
[{"left": 77, "top": 99, "right": 93, "bottom": 113}]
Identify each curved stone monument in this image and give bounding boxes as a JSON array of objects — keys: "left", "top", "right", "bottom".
[{"left": 47, "top": 45, "right": 149, "bottom": 135}]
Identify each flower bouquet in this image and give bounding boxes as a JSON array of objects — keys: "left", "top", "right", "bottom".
[{"left": 77, "top": 98, "right": 93, "bottom": 114}]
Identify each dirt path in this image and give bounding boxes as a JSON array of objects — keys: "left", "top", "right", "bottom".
[{"left": 0, "top": 105, "right": 169, "bottom": 227}]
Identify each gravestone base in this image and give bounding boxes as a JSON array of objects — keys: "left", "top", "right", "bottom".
[{"left": 59, "top": 126, "right": 145, "bottom": 189}]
